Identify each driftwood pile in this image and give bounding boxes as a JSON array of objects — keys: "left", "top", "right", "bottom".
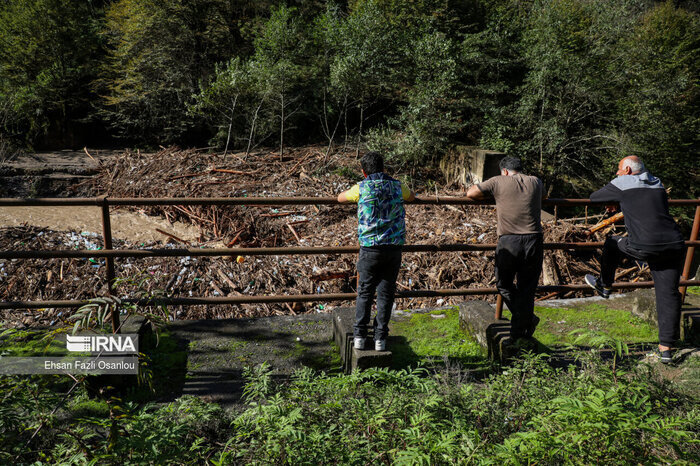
[{"left": 1, "top": 146, "right": 652, "bottom": 327}]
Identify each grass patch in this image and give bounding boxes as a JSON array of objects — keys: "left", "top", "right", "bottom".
[
  {"left": 391, "top": 307, "right": 486, "bottom": 368},
  {"left": 687, "top": 286, "right": 700, "bottom": 296},
  {"left": 279, "top": 339, "right": 342, "bottom": 372},
  {"left": 0, "top": 328, "right": 69, "bottom": 356},
  {"left": 501, "top": 303, "right": 658, "bottom": 348},
  {"left": 230, "top": 340, "right": 248, "bottom": 353},
  {"left": 300, "top": 341, "right": 342, "bottom": 371},
  {"left": 66, "top": 395, "right": 110, "bottom": 418}
]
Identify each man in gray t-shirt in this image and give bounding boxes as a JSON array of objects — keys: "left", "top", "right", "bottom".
[{"left": 467, "top": 156, "right": 543, "bottom": 341}]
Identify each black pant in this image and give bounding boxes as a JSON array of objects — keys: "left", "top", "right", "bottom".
[
  {"left": 495, "top": 233, "right": 543, "bottom": 338},
  {"left": 600, "top": 236, "right": 684, "bottom": 347},
  {"left": 354, "top": 246, "right": 402, "bottom": 341}
]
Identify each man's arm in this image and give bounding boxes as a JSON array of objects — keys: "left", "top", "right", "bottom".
[
  {"left": 400, "top": 183, "right": 416, "bottom": 202},
  {"left": 337, "top": 184, "right": 360, "bottom": 203},
  {"left": 590, "top": 182, "right": 622, "bottom": 212},
  {"left": 590, "top": 182, "right": 622, "bottom": 202},
  {"left": 337, "top": 191, "right": 350, "bottom": 203},
  {"left": 466, "top": 184, "right": 486, "bottom": 200}
]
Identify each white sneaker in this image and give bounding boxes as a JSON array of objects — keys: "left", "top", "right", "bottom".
[
  {"left": 353, "top": 337, "right": 366, "bottom": 350},
  {"left": 374, "top": 340, "right": 386, "bottom": 351}
]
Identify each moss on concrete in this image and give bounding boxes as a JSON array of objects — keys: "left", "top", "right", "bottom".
[
  {"left": 0, "top": 327, "right": 71, "bottom": 356},
  {"left": 391, "top": 307, "right": 487, "bottom": 368},
  {"left": 501, "top": 303, "right": 658, "bottom": 348}
]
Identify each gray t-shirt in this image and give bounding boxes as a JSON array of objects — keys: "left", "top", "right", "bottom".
[{"left": 477, "top": 174, "right": 543, "bottom": 236}]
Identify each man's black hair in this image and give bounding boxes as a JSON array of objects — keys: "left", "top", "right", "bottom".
[
  {"left": 361, "top": 151, "right": 384, "bottom": 175},
  {"left": 499, "top": 156, "right": 523, "bottom": 172}
]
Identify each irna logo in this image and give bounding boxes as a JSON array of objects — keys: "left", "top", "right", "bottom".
[{"left": 66, "top": 335, "right": 138, "bottom": 354}]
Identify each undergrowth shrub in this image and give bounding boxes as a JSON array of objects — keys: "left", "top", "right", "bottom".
[
  {"left": 2, "top": 352, "right": 698, "bottom": 464},
  {"left": 214, "top": 354, "right": 699, "bottom": 464}
]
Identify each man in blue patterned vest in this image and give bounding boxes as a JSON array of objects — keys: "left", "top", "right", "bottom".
[{"left": 338, "top": 152, "right": 415, "bottom": 351}]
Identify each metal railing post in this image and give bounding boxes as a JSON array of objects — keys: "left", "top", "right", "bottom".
[
  {"left": 680, "top": 201, "right": 700, "bottom": 303},
  {"left": 100, "top": 196, "right": 119, "bottom": 333},
  {"left": 495, "top": 295, "right": 503, "bottom": 320}
]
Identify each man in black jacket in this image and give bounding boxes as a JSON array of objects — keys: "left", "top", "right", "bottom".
[{"left": 585, "top": 156, "right": 685, "bottom": 363}]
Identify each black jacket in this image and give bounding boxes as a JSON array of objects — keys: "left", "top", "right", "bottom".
[{"left": 590, "top": 171, "right": 684, "bottom": 252}]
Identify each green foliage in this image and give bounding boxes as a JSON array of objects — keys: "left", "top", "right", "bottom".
[
  {"left": 250, "top": 5, "right": 310, "bottom": 156},
  {"left": 70, "top": 296, "right": 122, "bottom": 334},
  {"left": 219, "top": 353, "right": 699, "bottom": 464},
  {"left": 46, "top": 396, "right": 224, "bottom": 464},
  {"left": 494, "top": 386, "right": 694, "bottom": 464},
  {"left": 0, "top": 0, "right": 103, "bottom": 145},
  {"left": 189, "top": 57, "right": 254, "bottom": 152},
  {"left": 616, "top": 1, "right": 700, "bottom": 198},
  {"left": 98, "top": 0, "right": 256, "bottom": 144},
  {"left": 481, "top": 0, "right": 633, "bottom": 194},
  {"left": 1, "top": 0, "right": 698, "bottom": 198},
  {"left": 367, "top": 31, "right": 466, "bottom": 168},
  {"left": 3, "top": 350, "right": 699, "bottom": 463},
  {"left": 478, "top": 0, "right": 700, "bottom": 198},
  {"left": 189, "top": 4, "right": 313, "bottom": 155}
]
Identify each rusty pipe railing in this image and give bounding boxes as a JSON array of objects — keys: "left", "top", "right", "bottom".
[
  {"left": 1, "top": 280, "right": 698, "bottom": 310},
  {"left": 2, "top": 196, "right": 699, "bottom": 330},
  {"left": 2, "top": 241, "right": 700, "bottom": 260},
  {"left": 1, "top": 196, "right": 699, "bottom": 207}
]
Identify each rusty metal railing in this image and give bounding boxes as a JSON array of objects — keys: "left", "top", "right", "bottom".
[{"left": 1, "top": 196, "right": 699, "bottom": 332}]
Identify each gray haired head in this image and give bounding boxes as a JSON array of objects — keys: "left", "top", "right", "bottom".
[{"left": 621, "top": 156, "right": 645, "bottom": 174}]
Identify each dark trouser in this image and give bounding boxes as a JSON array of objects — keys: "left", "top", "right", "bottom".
[
  {"left": 354, "top": 246, "right": 402, "bottom": 341},
  {"left": 495, "top": 233, "right": 543, "bottom": 339},
  {"left": 600, "top": 236, "right": 684, "bottom": 347}
]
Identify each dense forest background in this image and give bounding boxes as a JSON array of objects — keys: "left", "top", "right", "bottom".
[{"left": 0, "top": 0, "right": 698, "bottom": 197}]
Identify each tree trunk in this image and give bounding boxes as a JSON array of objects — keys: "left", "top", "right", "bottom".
[
  {"left": 325, "top": 94, "right": 347, "bottom": 160},
  {"left": 344, "top": 106, "right": 348, "bottom": 151},
  {"left": 245, "top": 98, "right": 264, "bottom": 159},
  {"left": 222, "top": 95, "right": 238, "bottom": 161},
  {"left": 356, "top": 104, "right": 364, "bottom": 158},
  {"left": 280, "top": 89, "right": 285, "bottom": 162}
]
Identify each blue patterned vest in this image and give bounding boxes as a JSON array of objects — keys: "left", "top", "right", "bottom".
[{"left": 357, "top": 173, "right": 406, "bottom": 247}]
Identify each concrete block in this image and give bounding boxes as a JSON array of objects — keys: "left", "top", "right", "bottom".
[
  {"left": 120, "top": 314, "right": 149, "bottom": 335},
  {"left": 332, "top": 307, "right": 392, "bottom": 373},
  {"left": 120, "top": 314, "right": 156, "bottom": 350},
  {"left": 629, "top": 289, "right": 658, "bottom": 324},
  {"left": 681, "top": 307, "right": 700, "bottom": 345},
  {"left": 332, "top": 307, "right": 354, "bottom": 372},
  {"left": 458, "top": 300, "right": 519, "bottom": 362},
  {"left": 439, "top": 146, "right": 505, "bottom": 186},
  {"left": 351, "top": 347, "right": 392, "bottom": 372}
]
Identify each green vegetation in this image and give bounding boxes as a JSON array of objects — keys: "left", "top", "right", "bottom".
[
  {"left": 2, "top": 352, "right": 698, "bottom": 464},
  {"left": 529, "top": 304, "right": 658, "bottom": 348},
  {"left": 0, "top": 0, "right": 697, "bottom": 199},
  {"left": 2, "top": 304, "right": 700, "bottom": 463},
  {"left": 0, "top": 328, "right": 68, "bottom": 356},
  {"left": 391, "top": 307, "right": 485, "bottom": 368},
  {"left": 287, "top": 340, "right": 342, "bottom": 371}
]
